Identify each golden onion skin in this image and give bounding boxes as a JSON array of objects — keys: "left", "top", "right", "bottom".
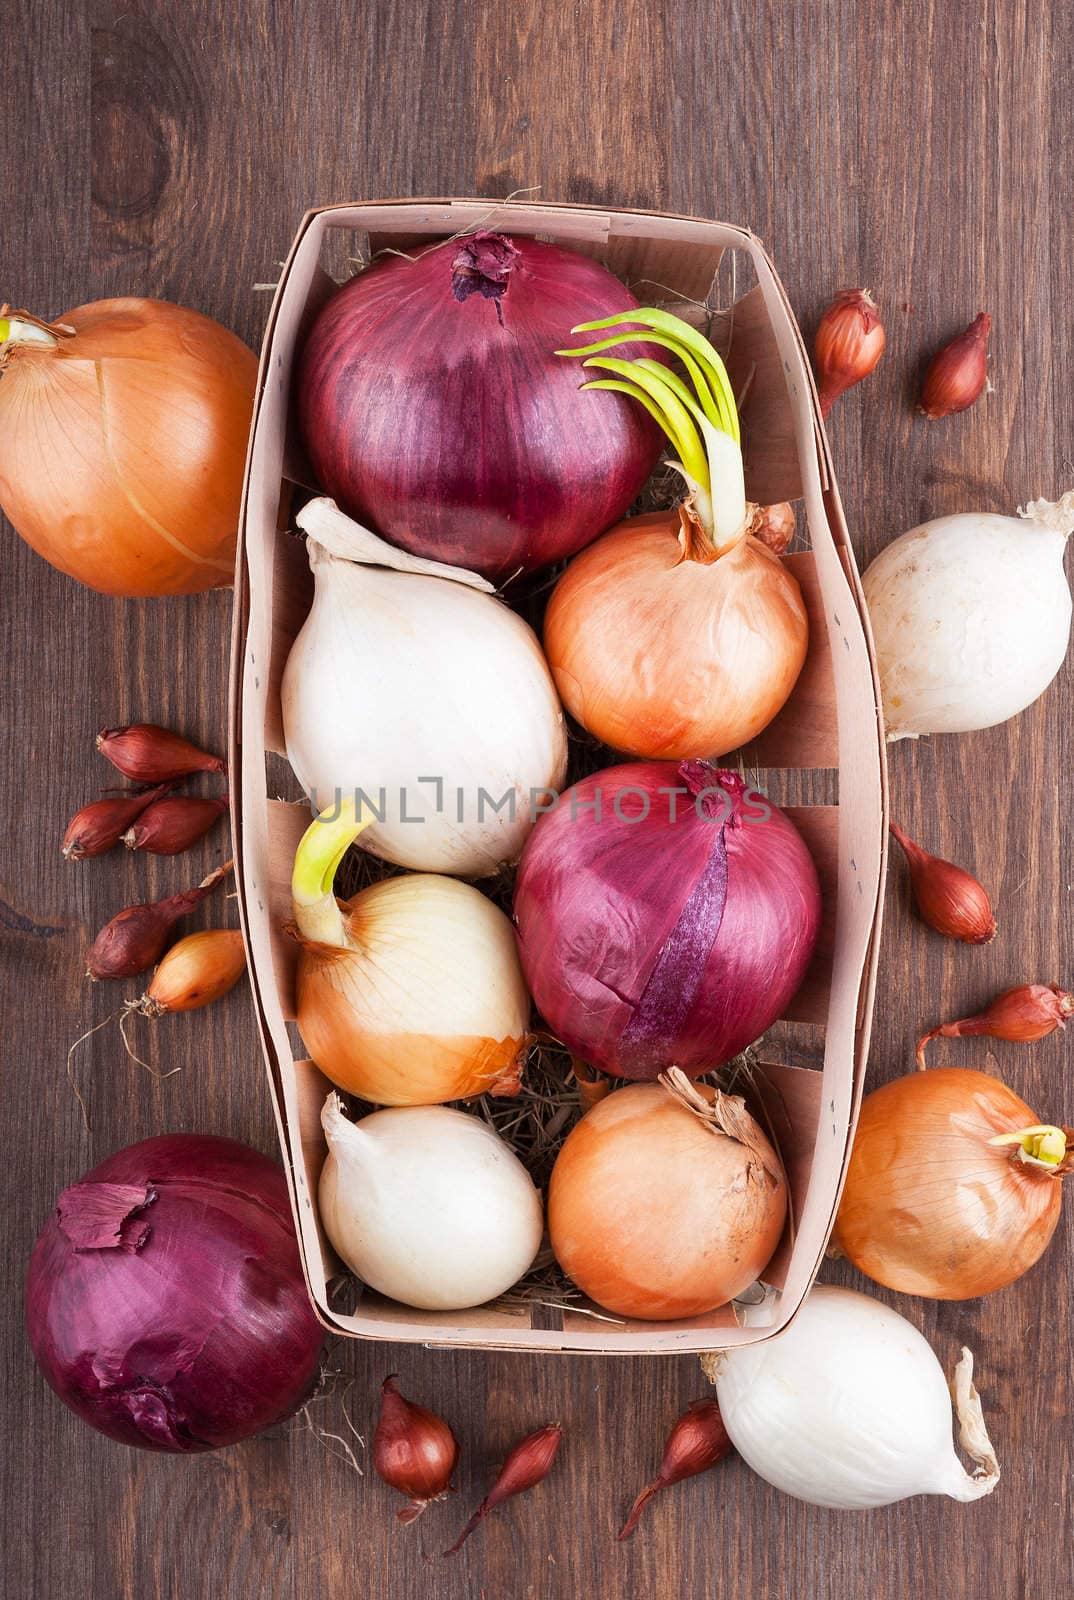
[
  {"left": 834, "top": 1067, "right": 1063, "bottom": 1299},
  {"left": 544, "top": 518, "right": 808, "bottom": 760},
  {"left": 295, "top": 874, "right": 530, "bottom": 1106},
  {"left": 0, "top": 299, "right": 256, "bottom": 596},
  {"left": 548, "top": 1082, "right": 787, "bottom": 1320}
]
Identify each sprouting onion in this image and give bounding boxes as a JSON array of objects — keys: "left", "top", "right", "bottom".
[{"left": 543, "top": 309, "right": 808, "bottom": 761}]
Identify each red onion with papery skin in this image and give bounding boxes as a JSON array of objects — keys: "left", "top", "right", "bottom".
[
  {"left": 26, "top": 1135, "right": 325, "bottom": 1452},
  {"left": 513, "top": 761, "right": 822, "bottom": 1079},
  {"left": 296, "top": 231, "right": 663, "bottom": 582}
]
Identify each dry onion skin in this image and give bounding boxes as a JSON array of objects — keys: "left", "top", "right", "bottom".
[
  {"left": 834, "top": 1066, "right": 1070, "bottom": 1299},
  {"left": 0, "top": 300, "right": 256, "bottom": 595},
  {"left": 281, "top": 498, "right": 567, "bottom": 876},
  {"left": 291, "top": 801, "right": 531, "bottom": 1104},
  {"left": 319, "top": 1094, "right": 543, "bottom": 1311},
  {"left": 863, "top": 494, "right": 1074, "bottom": 740},
  {"left": 548, "top": 1074, "right": 787, "bottom": 1320},
  {"left": 544, "top": 309, "right": 808, "bottom": 760}
]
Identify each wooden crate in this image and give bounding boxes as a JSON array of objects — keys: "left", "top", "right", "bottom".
[{"left": 229, "top": 198, "right": 888, "bottom": 1353}]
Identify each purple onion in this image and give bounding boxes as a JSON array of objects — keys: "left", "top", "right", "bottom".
[
  {"left": 26, "top": 1135, "right": 324, "bottom": 1452},
  {"left": 296, "top": 231, "right": 662, "bottom": 582},
  {"left": 513, "top": 761, "right": 822, "bottom": 1078}
]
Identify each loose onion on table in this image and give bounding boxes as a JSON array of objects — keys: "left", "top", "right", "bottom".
[
  {"left": 548, "top": 1072, "right": 787, "bottom": 1320},
  {"left": 122, "top": 793, "right": 229, "bottom": 855},
  {"left": 0, "top": 301, "right": 256, "bottom": 595},
  {"left": 618, "top": 1400, "right": 732, "bottom": 1539},
  {"left": 834, "top": 1066, "right": 1071, "bottom": 1299},
  {"left": 319, "top": 1095, "right": 543, "bottom": 1311},
  {"left": 374, "top": 1376, "right": 459, "bottom": 1525},
  {"left": 290, "top": 800, "right": 530, "bottom": 1104},
  {"left": 513, "top": 760, "right": 821, "bottom": 1079},
  {"left": 889, "top": 821, "right": 996, "bottom": 943},
  {"left": 544, "top": 309, "right": 808, "bottom": 760},
  {"left": 705, "top": 1285, "right": 1000, "bottom": 1508},
  {"left": 813, "top": 289, "right": 886, "bottom": 418},
  {"left": 916, "top": 981, "right": 1074, "bottom": 1067},
  {"left": 62, "top": 782, "right": 174, "bottom": 861},
  {"left": 282, "top": 498, "right": 566, "bottom": 876},
  {"left": 26, "top": 1135, "right": 324, "bottom": 1451},
  {"left": 97, "top": 723, "right": 227, "bottom": 784},
  {"left": 863, "top": 493, "right": 1074, "bottom": 740},
  {"left": 445, "top": 1422, "right": 563, "bottom": 1555},
  {"left": 129, "top": 928, "right": 247, "bottom": 1016},
  {"left": 296, "top": 231, "right": 662, "bottom": 582},
  {"left": 86, "top": 859, "right": 232, "bottom": 980}
]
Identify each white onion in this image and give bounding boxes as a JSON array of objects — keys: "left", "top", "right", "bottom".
[
  {"left": 282, "top": 498, "right": 567, "bottom": 876},
  {"left": 863, "top": 493, "right": 1074, "bottom": 740},
  {"left": 318, "top": 1094, "right": 543, "bottom": 1310},
  {"left": 704, "top": 1284, "right": 1000, "bottom": 1509}
]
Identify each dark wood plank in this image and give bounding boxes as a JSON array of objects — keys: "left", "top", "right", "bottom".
[{"left": 3, "top": 0, "right": 1072, "bottom": 1596}]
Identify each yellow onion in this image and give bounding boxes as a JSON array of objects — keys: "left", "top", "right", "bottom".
[
  {"left": 133, "top": 929, "right": 247, "bottom": 1016},
  {"left": 546, "top": 518, "right": 808, "bottom": 758},
  {"left": 545, "top": 309, "right": 808, "bottom": 760},
  {"left": 834, "top": 1066, "right": 1070, "bottom": 1300},
  {"left": 0, "top": 299, "right": 256, "bottom": 595},
  {"left": 292, "top": 800, "right": 531, "bottom": 1105},
  {"left": 548, "top": 1071, "right": 787, "bottom": 1320}
]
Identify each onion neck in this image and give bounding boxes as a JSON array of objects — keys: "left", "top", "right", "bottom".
[
  {"left": 1019, "top": 491, "right": 1074, "bottom": 539},
  {"left": 291, "top": 798, "right": 374, "bottom": 948},
  {"left": 988, "top": 1123, "right": 1072, "bottom": 1174},
  {"left": 658, "top": 1067, "right": 782, "bottom": 1187},
  {"left": 0, "top": 307, "right": 73, "bottom": 366},
  {"left": 450, "top": 231, "right": 521, "bottom": 312},
  {"left": 297, "top": 497, "right": 494, "bottom": 591}
]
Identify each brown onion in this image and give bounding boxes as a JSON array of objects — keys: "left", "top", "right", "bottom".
[
  {"left": 291, "top": 802, "right": 530, "bottom": 1104},
  {"left": 548, "top": 1072, "right": 787, "bottom": 1320},
  {"left": 834, "top": 1067, "right": 1070, "bottom": 1299},
  {"left": 0, "top": 301, "right": 256, "bottom": 595},
  {"left": 548, "top": 311, "right": 807, "bottom": 761},
  {"left": 544, "top": 517, "right": 808, "bottom": 760}
]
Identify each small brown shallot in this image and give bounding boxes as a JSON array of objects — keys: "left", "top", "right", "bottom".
[
  {"left": 917, "top": 983, "right": 1074, "bottom": 1068},
  {"left": 444, "top": 1423, "right": 563, "bottom": 1555},
  {"left": 889, "top": 822, "right": 996, "bottom": 944},
  {"left": 128, "top": 929, "right": 246, "bottom": 1016},
  {"left": 374, "top": 1376, "right": 459, "bottom": 1525},
  {"left": 85, "top": 860, "right": 233, "bottom": 980},
  {"left": 62, "top": 782, "right": 173, "bottom": 860},
  {"left": 122, "top": 794, "right": 229, "bottom": 855},
  {"left": 814, "top": 289, "right": 886, "bottom": 418},
  {"left": 619, "top": 1400, "right": 732, "bottom": 1539},
  {"left": 919, "top": 313, "right": 991, "bottom": 419},
  {"left": 97, "top": 723, "right": 226, "bottom": 783}
]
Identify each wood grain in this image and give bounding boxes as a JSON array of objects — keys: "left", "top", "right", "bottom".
[{"left": 2, "top": 0, "right": 1071, "bottom": 1595}]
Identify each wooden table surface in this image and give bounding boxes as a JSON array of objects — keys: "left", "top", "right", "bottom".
[{"left": 4, "top": 3, "right": 1071, "bottom": 1595}]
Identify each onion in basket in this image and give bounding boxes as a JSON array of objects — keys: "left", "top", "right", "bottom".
[
  {"left": 296, "top": 231, "right": 663, "bottom": 581},
  {"left": 319, "top": 1095, "right": 543, "bottom": 1310},
  {"left": 282, "top": 498, "right": 566, "bottom": 876}
]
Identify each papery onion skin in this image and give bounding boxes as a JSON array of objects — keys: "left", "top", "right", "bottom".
[
  {"left": 296, "top": 874, "right": 531, "bottom": 1105},
  {"left": 711, "top": 1285, "right": 999, "bottom": 1508},
  {"left": 0, "top": 300, "right": 256, "bottom": 596},
  {"left": 25, "top": 1136, "right": 324, "bottom": 1451},
  {"left": 282, "top": 522, "right": 567, "bottom": 876},
  {"left": 139, "top": 928, "right": 247, "bottom": 1015},
  {"left": 863, "top": 502, "right": 1074, "bottom": 740},
  {"left": 513, "top": 760, "right": 821, "bottom": 1078},
  {"left": 296, "top": 234, "right": 662, "bottom": 581},
  {"left": 834, "top": 1067, "right": 1064, "bottom": 1299},
  {"left": 544, "top": 518, "right": 808, "bottom": 759},
  {"left": 319, "top": 1096, "right": 543, "bottom": 1310},
  {"left": 548, "top": 1082, "right": 787, "bottom": 1320}
]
